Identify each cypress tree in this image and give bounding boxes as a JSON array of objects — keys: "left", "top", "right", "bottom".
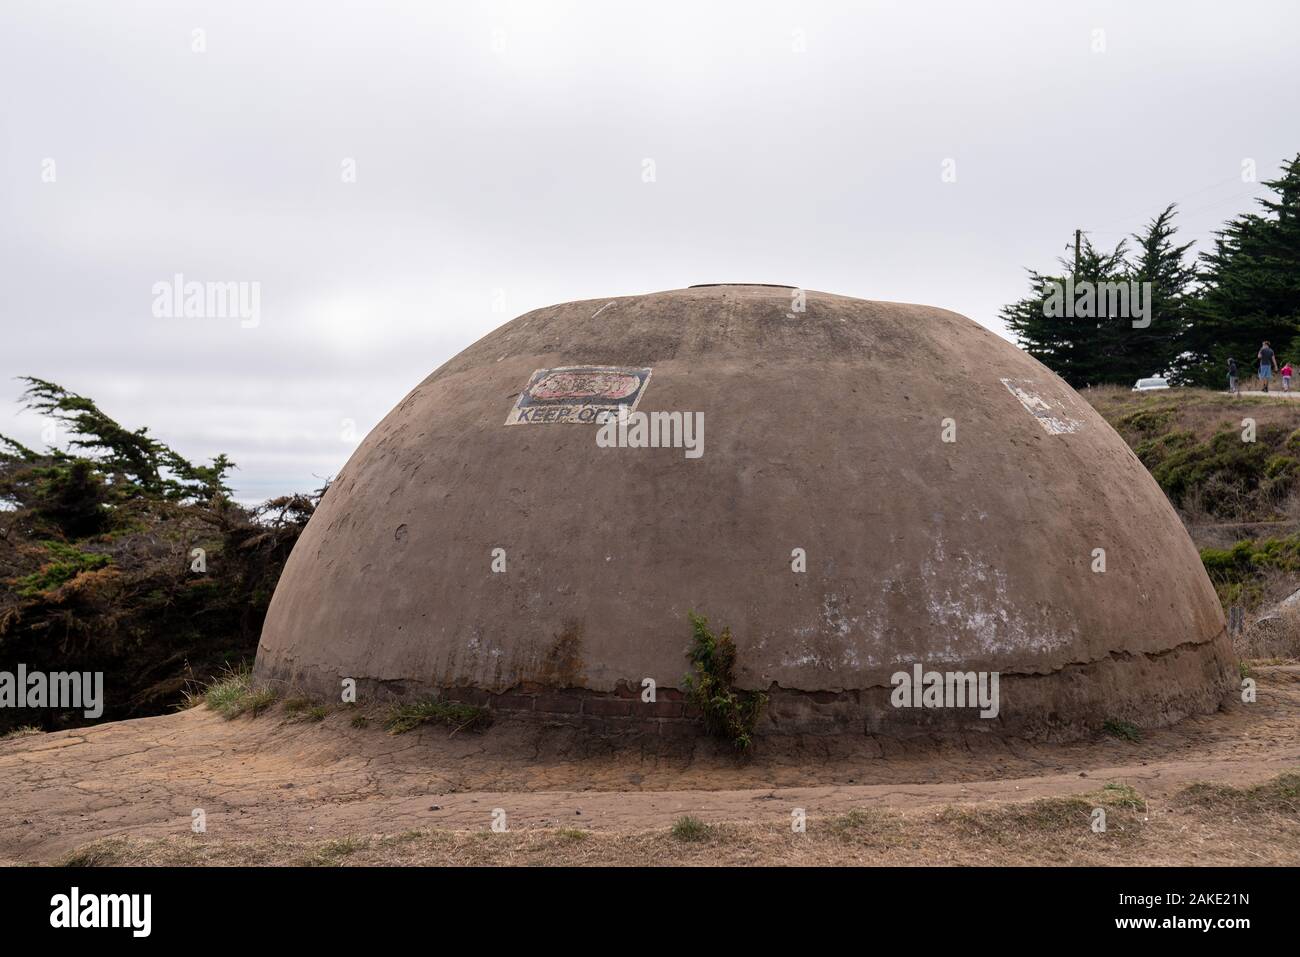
[{"left": 1183, "top": 155, "right": 1300, "bottom": 385}]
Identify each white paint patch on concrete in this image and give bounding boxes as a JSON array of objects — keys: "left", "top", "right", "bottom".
[
  {"left": 782, "top": 527, "right": 1076, "bottom": 674},
  {"left": 1000, "top": 378, "right": 1082, "bottom": 435},
  {"left": 917, "top": 533, "right": 1076, "bottom": 661},
  {"left": 781, "top": 595, "right": 868, "bottom": 670}
]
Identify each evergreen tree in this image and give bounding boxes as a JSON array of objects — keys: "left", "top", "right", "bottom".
[
  {"left": 1002, "top": 206, "right": 1198, "bottom": 387},
  {"left": 1001, "top": 237, "right": 1130, "bottom": 387},
  {"left": 1129, "top": 204, "right": 1198, "bottom": 381},
  {"left": 0, "top": 377, "right": 234, "bottom": 509},
  {"left": 1183, "top": 155, "right": 1300, "bottom": 385}
]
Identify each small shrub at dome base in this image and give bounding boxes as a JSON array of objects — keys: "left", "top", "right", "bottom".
[{"left": 683, "top": 611, "right": 766, "bottom": 752}]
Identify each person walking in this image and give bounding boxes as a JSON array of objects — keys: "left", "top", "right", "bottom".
[
  {"left": 1228, "top": 357, "right": 1239, "bottom": 394},
  {"left": 1258, "top": 341, "right": 1279, "bottom": 392},
  {"left": 1282, "top": 360, "right": 1293, "bottom": 393}
]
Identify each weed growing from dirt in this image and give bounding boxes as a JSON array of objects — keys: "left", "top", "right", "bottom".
[
  {"left": 383, "top": 698, "right": 491, "bottom": 735},
  {"left": 670, "top": 815, "right": 712, "bottom": 842},
  {"left": 683, "top": 611, "right": 766, "bottom": 752},
  {"left": 1103, "top": 718, "right": 1142, "bottom": 742},
  {"left": 1100, "top": 783, "right": 1146, "bottom": 810}
]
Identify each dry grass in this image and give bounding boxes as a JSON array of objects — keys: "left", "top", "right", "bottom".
[
  {"left": 1083, "top": 386, "right": 1300, "bottom": 439},
  {"left": 1237, "top": 599, "right": 1300, "bottom": 659},
  {"left": 1174, "top": 772, "right": 1300, "bottom": 816},
  {"left": 1, "top": 726, "right": 44, "bottom": 741},
  {"left": 384, "top": 698, "right": 491, "bottom": 735},
  {"left": 49, "top": 773, "right": 1300, "bottom": 867},
  {"left": 283, "top": 697, "right": 330, "bottom": 723}
]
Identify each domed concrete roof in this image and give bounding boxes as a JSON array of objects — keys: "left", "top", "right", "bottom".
[{"left": 254, "top": 285, "right": 1232, "bottom": 738}]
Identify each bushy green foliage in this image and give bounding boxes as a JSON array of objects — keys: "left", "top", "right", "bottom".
[
  {"left": 1200, "top": 537, "right": 1300, "bottom": 576},
  {"left": 1115, "top": 407, "right": 1176, "bottom": 439},
  {"left": 1200, "top": 535, "right": 1300, "bottom": 609},
  {"left": 0, "top": 379, "right": 320, "bottom": 734},
  {"left": 25, "top": 460, "right": 111, "bottom": 537},
  {"left": 1134, "top": 424, "right": 1297, "bottom": 518},
  {"left": 683, "top": 611, "right": 766, "bottom": 752},
  {"left": 14, "top": 541, "right": 112, "bottom": 596}
]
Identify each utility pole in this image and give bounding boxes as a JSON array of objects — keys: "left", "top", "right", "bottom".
[{"left": 1074, "top": 228, "right": 1081, "bottom": 275}]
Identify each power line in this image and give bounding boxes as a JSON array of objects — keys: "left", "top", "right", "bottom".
[
  {"left": 1088, "top": 186, "right": 1266, "bottom": 240},
  {"left": 1086, "top": 172, "right": 1266, "bottom": 235}
]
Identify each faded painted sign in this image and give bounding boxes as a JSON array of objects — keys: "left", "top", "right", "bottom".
[
  {"left": 505, "top": 366, "right": 652, "bottom": 425},
  {"left": 999, "top": 377, "right": 1082, "bottom": 435}
]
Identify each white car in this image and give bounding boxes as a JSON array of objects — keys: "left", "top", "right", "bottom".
[{"left": 1132, "top": 377, "right": 1170, "bottom": 392}]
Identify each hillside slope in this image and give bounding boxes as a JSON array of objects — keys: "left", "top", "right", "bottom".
[{"left": 1085, "top": 385, "right": 1300, "bottom": 620}]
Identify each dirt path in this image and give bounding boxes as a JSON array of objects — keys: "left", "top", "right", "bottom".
[{"left": 3, "top": 667, "right": 1298, "bottom": 865}]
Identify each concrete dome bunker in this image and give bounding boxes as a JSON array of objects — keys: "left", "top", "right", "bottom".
[{"left": 254, "top": 285, "right": 1235, "bottom": 740}]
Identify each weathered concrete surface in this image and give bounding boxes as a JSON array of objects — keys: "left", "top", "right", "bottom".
[{"left": 255, "top": 285, "right": 1234, "bottom": 735}]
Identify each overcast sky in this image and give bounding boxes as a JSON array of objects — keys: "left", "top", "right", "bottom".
[{"left": 2, "top": 0, "right": 1297, "bottom": 501}]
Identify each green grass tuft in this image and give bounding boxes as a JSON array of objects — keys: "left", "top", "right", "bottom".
[
  {"left": 184, "top": 665, "right": 278, "bottom": 719},
  {"left": 670, "top": 815, "right": 712, "bottom": 842},
  {"left": 1103, "top": 718, "right": 1142, "bottom": 742},
  {"left": 1100, "top": 783, "right": 1146, "bottom": 810}
]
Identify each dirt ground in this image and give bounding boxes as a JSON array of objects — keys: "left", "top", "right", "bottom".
[{"left": 2, "top": 666, "right": 1298, "bottom": 867}]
